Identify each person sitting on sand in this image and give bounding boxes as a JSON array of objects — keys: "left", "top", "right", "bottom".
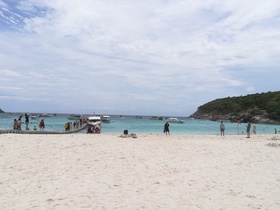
[
  {"left": 87, "top": 126, "right": 93, "bottom": 134},
  {"left": 95, "top": 124, "right": 100, "bottom": 131}
]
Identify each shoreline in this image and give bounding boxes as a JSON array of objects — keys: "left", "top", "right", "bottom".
[
  {"left": 1, "top": 134, "right": 280, "bottom": 209},
  {"left": 1, "top": 112, "right": 280, "bottom": 136},
  {"left": 1, "top": 131, "right": 280, "bottom": 138}
]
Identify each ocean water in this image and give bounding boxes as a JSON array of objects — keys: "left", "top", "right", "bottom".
[{"left": 0, "top": 113, "right": 279, "bottom": 135}]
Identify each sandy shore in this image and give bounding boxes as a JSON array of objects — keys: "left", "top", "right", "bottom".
[{"left": 0, "top": 134, "right": 280, "bottom": 210}]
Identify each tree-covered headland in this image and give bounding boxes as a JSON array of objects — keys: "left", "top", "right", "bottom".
[{"left": 190, "top": 91, "right": 280, "bottom": 124}]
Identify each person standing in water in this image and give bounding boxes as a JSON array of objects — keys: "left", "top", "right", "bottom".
[
  {"left": 246, "top": 122, "right": 251, "bottom": 138},
  {"left": 25, "top": 113, "right": 29, "bottom": 130},
  {"left": 220, "top": 121, "right": 225, "bottom": 136},
  {"left": 39, "top": 119, "right": 45, "bottom": 131},
  {"left": 253, "top": 125, "right": 256, "bottom": 134},
  {"left": 17, "top": 115, "right": 22, "bottom": 130},
  {"left": 164, "top": 122, "right": 170, "bottom": 135}
]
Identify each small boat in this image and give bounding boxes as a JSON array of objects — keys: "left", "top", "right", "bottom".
[
  {"left": 150, "top": 116, "right": 163, "bottom": 120},
  {"left": 39, "top": 113, "right": 52, "bottom": 117},
  {"left": 30, "top": 115, "right": 40, "bottom": 119},
  {"left": 168, "top": 117, "right": 184, "bottom": 123},
  {"left": 68, "top": 114, "right": 82, "bottom": 120},
  {"left": 87, "top": 116, "right": 101, "bottom": 134},
  {"left": 101, "top": 115, "right": 110, "bottom": 123}
]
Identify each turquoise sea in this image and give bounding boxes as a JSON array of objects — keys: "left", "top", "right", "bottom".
[{"left": 0, "top": 113, "right": 279, "bottom": 135}]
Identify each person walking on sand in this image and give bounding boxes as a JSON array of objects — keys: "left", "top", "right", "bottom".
[
  {"left": 246, "top": 122, "right": 251, "bottom": 138},
  {"left": 275, "top": 128, "right": 277, "bottom": 134},
  {"left": 164, "top": 122, "right": 170, "bottom": 135},
  {"left": 220, "top": 121, "right": 225, "bottom": 136}
]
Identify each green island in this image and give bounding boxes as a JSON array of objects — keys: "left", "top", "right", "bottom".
[{"left": 190, "top": 91, "right": 280, "bottom": 124}]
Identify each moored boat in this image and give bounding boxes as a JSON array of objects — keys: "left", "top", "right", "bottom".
[
  {"left": 87, "top": 116, "right": 101, "bottom": 134},
  {"left": 150, "top": 116, "right": 163, "bottom": 120},
  {"left": 101, "top": 115, "right": 110, "bottom": 123},
  {"left": 30, "top": 115, "right": 40, "bottom": 119},
  {"left": 68, "top": 114, "right": 82, "bottom": 120},
  {"left": 39, "top": 113, "right": 52, "bottom": 117},
  {"left": 168, "top": 117, "right": 184, "bottom": 123}
]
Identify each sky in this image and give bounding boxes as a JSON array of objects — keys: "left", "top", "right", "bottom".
[{"left": 0, "top": 0, "right": 280, "bottom": 116}]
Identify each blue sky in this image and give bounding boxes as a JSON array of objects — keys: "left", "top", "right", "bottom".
[{"left": 0, "top": 0, "right": 279, "bottom": 116}]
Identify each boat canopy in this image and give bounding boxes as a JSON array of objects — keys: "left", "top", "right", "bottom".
[{"left": 88, "top": 116, "right": 101, "bottom": 121}]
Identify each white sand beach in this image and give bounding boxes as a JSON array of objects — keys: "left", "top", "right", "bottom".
[{"left": 0, "top": 134, "right": 280, "bottom": 210}]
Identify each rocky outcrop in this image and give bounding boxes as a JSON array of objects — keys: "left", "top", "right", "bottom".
[
  {"left": 0, "top": 108, "right": 4, "bottom": 113},
  {"left": 190, "top": 110, "right": 278, "bottom": 124}
]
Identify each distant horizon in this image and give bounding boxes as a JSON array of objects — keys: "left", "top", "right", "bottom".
[
  {"left": 1, "top": 90, "right": 279, "bottom": 117},
  {"left": 0, "top": 111, "right": 192, "bottom": 118}
]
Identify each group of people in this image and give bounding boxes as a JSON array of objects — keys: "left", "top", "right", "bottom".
[
  {"left": 13, "top": 114, "right": 29, "bottom": 130},
  {"left": 220, "top": 121, "right": 257, "bottom": 138},
  {"left": 31, "top": 119, "right": 45, "bottom": 131},
  {"left": 65, "top": 120, "right": 83, "bottom": 131},
  {"left": 87, "top": 123, "right": 100, "bottom": 134},
  {"left": 13, "top": 114, "right": 45, "bottom": 131},
  {"left": 164, "top": 120, "right": 255, "bottom": 137}
]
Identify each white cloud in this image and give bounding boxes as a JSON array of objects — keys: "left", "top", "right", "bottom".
[{"left": 0, "top": 0, "right": 279, "bottom": 115}]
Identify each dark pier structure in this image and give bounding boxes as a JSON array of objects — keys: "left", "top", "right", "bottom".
[{"left": 0, "top": 124, "right": 88, "bottom": 135}]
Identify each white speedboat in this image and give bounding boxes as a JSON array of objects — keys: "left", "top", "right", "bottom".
[
  {"left": 87, "top": 115, "right": 101, "bottom": 124},
  {"left": 30, "top": 115, "right": 40, "bottom": 119},
  {"left": 87, "top": 116, "right": 101, "bottom": 134},
  {"left": 168, "top": 117, "right": 184, "bottom": 123},
  {"left": 101, "top": 115, "right": 110, "bottom": 123}
]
